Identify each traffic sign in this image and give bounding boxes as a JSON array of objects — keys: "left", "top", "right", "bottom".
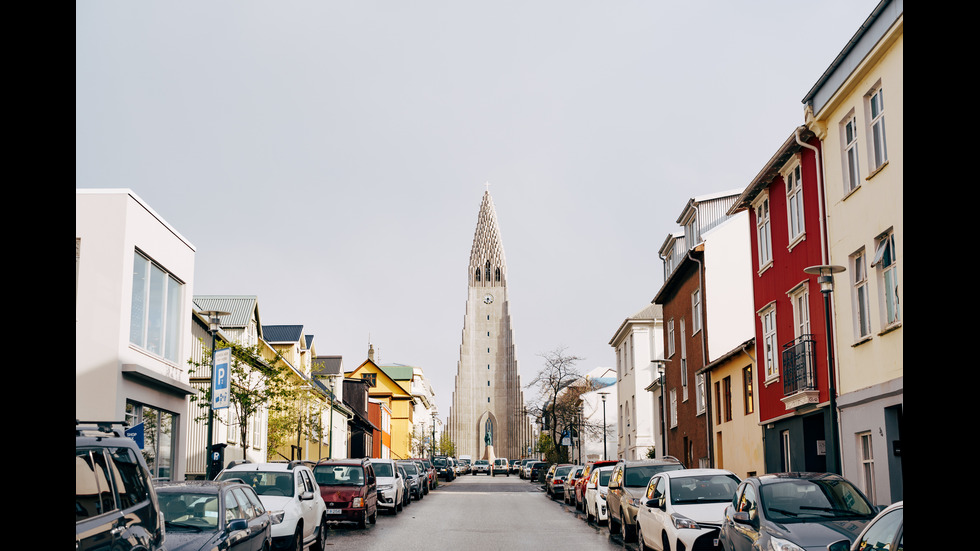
[{"left": 212, "top": 347, "right": 231, "bottom": 409}]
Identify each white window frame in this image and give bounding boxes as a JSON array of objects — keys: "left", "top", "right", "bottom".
[
  {"left": 842, "top": 111, "right": 861, "bottom": 193},
  {"left": 858, "top": 431, "right": 876, "bottom": 503},
  {"left": 691, "top": 289, "right": 702, "bottom": 335},
  {"left": 759, "top": 304, "right": 778, "bottom": 382},
  {"left": 667, "top": 318, "right": 675, "bottom": 358},
  {"left": 867, "top": 85, "right": 887, "bottom": 171},
  {"left": 783, "top": 158, "right": 805, "bottom": 244},
  {"left": 669, "top": 389, "right": 677, "bottom": 429},
  {"left": 788, "top": 282, "right": 811, "bottom": 338},
  {"left": 850, "top": 249, "right": 872, "bottom": 341},
  {"left": 753, "top": 193, "right": 773, "bottom": 271},
  {"left": 680, "top": 319, "right": 688, "bottom": 401},
  {"left": 871, "top": 230, "right": 900, "bottom": 327},
  {"left": 129, "top": 249, "right": 184, "bottom": 364},
  {"left": 695, "top": 373, "right": 706, "bottom": 415}
]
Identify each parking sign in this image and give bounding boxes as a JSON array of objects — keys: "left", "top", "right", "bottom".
[{"left": 212, "top": 347, "right": 231, "bottom": 409}]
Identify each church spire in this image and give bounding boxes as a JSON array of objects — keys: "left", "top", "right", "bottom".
[{"left": 469, "top": 189, "right": 507, "bottom": 286}]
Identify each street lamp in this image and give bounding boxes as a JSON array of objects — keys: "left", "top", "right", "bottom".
[
  {"left": 804, "top": 264, "right": 845, "bottom": 475},
  {"left": 650, "top": 359, "right": 668, "bottom": 459},
  {"left": 201, "top": 309, "right": 229, "bottom": 480},
  {"left": 598, "top": 392, "right": 609, "bottom": 461},
  {"left": 430, "top": 410, "right": 438, "bottom": 457},
  {"left": 327, "top": 377, "right": 335, "bottom": 459}
]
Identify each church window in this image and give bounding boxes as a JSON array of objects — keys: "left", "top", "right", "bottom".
[
  {"left": 485, "top": 261, "right": 491, "bottom": 282},
  {"left": 475, "top": 269, "right": 481, "bottom": 282},
  {"left": 495, "top": 268, "right": 500, "bottom": 281}
]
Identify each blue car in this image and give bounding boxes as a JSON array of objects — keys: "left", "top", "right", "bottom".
[{"left": 156, "top": 480, "right": 273, "bottom": 551}]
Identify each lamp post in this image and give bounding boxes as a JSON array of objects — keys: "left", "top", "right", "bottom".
[
  {"left": 651, "top": 359, "right": 668, "bottom": 459},
  {"left": 201, "top": 309, "right": 229, "bottom": 480},
  {"left": 804, "top": 264, "right": 845, "bottom": 475},
  {"left": 327, "top": 377, "right": 335, "bottom": 459},
  {"left": 430, "top": 410, "right": 438, "bottom": 457},
  {"left": 598, "top": 392, "right": 609, "bottom": 461}
]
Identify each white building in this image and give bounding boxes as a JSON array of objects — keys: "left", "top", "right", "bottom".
[
  {"left": 569, "top": 367, "right": 617, "bottom": 463},
  {"left": 76, "top": 189, "right": 197, "bottom": 481},
  {"left": 609, "top": 304, "right": 664, "bottom": 460}
]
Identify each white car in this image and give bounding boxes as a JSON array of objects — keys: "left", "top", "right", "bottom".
[
  {"left": 217, "top": 461, "right": 328, "bottom": 551},
  {"left": 473, "top": 459, "right": 490, "bottom": 475},
  {"left": 584, "top": 466, "right": 614, "bottom": 525},
  {"left": 370, "top": 459, "right": 406, "bottom": 515},
  {"left": 634, "top": 468, "right": 740, "bottom": 551}
]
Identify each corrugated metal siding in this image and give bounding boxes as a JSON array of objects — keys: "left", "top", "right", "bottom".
[{"left": 193, "top": 296, "right": 258, "bottom": 329}]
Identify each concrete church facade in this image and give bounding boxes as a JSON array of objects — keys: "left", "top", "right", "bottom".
[{"left": 448, "top": 191, "right": 531, "bottom": 461}]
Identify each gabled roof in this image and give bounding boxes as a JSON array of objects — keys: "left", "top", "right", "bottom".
[
  {"left": 313, "top": 355, "right": 344, "bottom": 377},
  {"left": 609, "top": 303, "right": 663, "bottom": 345},
  {"left": 262, "top": 325, "right": 305, "bottom": 344},
  {"left": 729, "top": 127, "right": 815, "bottom": 214},
  {"left": 378, "top": 364, "right": 415, "bottom": 382},
  {"left": 193, "top": 295, "right": 260, "bottom": 330}
]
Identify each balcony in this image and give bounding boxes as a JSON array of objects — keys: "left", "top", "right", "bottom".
[{"left": 780, "top": 335, "right": 819, "bottom": 410}]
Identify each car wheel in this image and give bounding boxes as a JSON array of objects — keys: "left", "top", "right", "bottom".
[
  {"left": 662, "top": 533, "right": 672, "bottom": 551},
  {"left": 369, "top": 509, "right": 377, "bottom": 524},
  {"left": 586, "top": 502, "right": 593, "bottom": 523},
  {"left": 311, "top": 518, "right": 327, "bottom": 551},
  {"left": 620, "top": 511, "right": 635, "bottom": 543},
  {"left": 357, "top": 511, "right": 367, "bottom": 529},
  {"left": 609, "top": 511, "right": 619, "bottom": 535},
  {"left": 290, "top": 526, "right": 303, "bottom": 551}
]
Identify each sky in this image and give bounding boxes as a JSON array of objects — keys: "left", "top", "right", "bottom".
[{"left": 76, "top": 0, "right": 881, "bottom": 420}]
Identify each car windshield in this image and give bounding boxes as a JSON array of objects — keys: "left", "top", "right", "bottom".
[
  {"left": 669, "top": 474, "right": 740, "bottom": 504},
  {"left": 313, "top": 465, "right": 365, "bottom": 486},
  {"left": 399, "top": 463, "right": 419, "bottom": 475},
  {"left": 158, "top": 492, "right": 219, "bottom": 530},
  {"left": 372, "top": 462, "right": 394, "bottom": 477},
  {"left": 433, "top": 458, "right": 447, "bottom": 467},
  {"left": 476, "top": 460, "right": 488, "bottom": 465},
  {"left": 555, "top": 466, "right": 573, "bottom": 477},
  {"left": 760, "top": 478, "right": 876, "bottom": 522},
  {"left": 624, "top": 464, "right": 684, "bottom": 487},
  {"left": 217, "top": 471, "right": 294, "bottom": 497}
]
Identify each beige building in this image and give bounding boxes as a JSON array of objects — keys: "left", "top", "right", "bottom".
[
  {"left": 703, "top": 340, "right": 764, "bottom": 479},
  {"left": 803, "top": 0, "right": 903, "bottom": 506}
]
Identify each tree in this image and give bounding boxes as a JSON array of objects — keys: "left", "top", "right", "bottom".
[
  {"left": 408, "top": 425, "right": 429, "bottom": 458},
  {"left": 188, "top": 339, "right": 297, "bottom": 462},
  {"left": 437, "top": 433, "right": 457, "bottom": 457},
  {"left": 526, "top": 347, "right": 608, "bottom": 463}
]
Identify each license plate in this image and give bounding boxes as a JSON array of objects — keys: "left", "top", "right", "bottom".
[{"left": 326, "top": 509, "right": 342, "bottom": 515}]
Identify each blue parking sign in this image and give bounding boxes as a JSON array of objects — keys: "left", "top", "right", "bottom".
[{"left": 212, "top": 347, "right": 231, "bottom": 409}]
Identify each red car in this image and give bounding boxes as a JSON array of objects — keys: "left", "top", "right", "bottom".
[
  {"left": 313, "top": 458, "right": 378, "bottom": 529},
  {"left": 575, "top": 460, "right": 618, "bottom": 511}
]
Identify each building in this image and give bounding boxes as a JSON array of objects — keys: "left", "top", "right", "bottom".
[
  {"left": 376, "top": 362, "right": 437, "bottom": 458},
  {"left": 609, "top": 304, "right": 663, "bottom": 460},
  {"left": 342, "top": 377, "right": 376, "bottom": 458},
  {"left": 653, "top": 190, "right": 753, "bottom": 469},
  {"left": 449, "top": 190, "right": 531, "bottom": 461},
  {"left": 347, "top": 347, "right": 415, "bottom": 459},
  {"left": 802, "top": 0, "right": 903, "bottom": 505},
  {"left": 567, "top": 368, "right": 617, "bottom": 463},
  {"left": 76, "top": 189, "right": 197, "bottom": 481},
  {"left": 702, "top": 339, "right": 763, "bottom": 479},
  {"left": 312, "top": 355, "right": 354, "bottom": 460}
]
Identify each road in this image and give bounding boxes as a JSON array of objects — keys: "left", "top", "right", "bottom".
[{"left": 322, "top": 472, "right": 635, "bottom": 551}]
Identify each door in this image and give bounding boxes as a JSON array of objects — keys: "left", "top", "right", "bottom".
[{"left": 725, "top": 483, "right": 760, "bottom": 551}]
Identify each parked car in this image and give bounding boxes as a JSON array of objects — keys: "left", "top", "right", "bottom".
[
  {"left": 397, "top": 460, "right": 426, "bottom": 501},
  {"left": 369, "top": 458, "right": 406, "bottom": 515},
  {"left": 531, "top": 461, "right": 551, "bottom": 484},
  {"left": 584, "top": 465, "right": 615, "bottom": 525},
  {"left": 396, "top": 464, "right": 413, "bottom": 508},
  {"left": 409, "top": 459, "right": 430, "bottom": 494},
  {"left": 216, "top": 460, "right": 329, "bottom": 551},
  {"left": 719, "top": 472, "right": 878, "bottom": 551},
  {"left": 156, "top": 479, "right": 273, "bottom": 551},
  {"left": 458, "top": 457, "right": 472, "bottom": 475},
  {"left": 575, "top": 460, "right": 618, "bottom": 512},
  {"left": 563, "top": 466, "right": 585, "bottom": 504},
  {"left": 76, "top": 421, "right": 165, "bottom": 551},
  {"left": 509, "top": 459, "right": 521, "bottom": 474},
  {"left": 492, "top": 457, "right": 510, "bottom": 476},
  {"left": 851, "top": 501, "right": 902, "bottom": 551},
  {"left": 607, "top": 457, "right": 685, "bottom": 543},
  {"left": 634, "top": 468, "right": 740, "bottom": 551},
  {"left": 548, "top": 464, "right": 575, "bottom": 499},
  {"left": 414, "top": 458, "right": 437, "bottom": 490},
  {"left": 518, "top": 459, "right": 534, "bottom": 478},
  {"left": 432, "top": 455, "right": 457, "bottom": 481},
  {"left": 312, "top": 458, "right": 378, "bottom": 529},
  {"left": 473, "top": 459, "right": 490, "bottom": 475}
]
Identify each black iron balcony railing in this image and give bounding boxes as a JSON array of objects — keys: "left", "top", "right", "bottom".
[{"left": 782, "top": 334, "right": 817, "bottom": 396}]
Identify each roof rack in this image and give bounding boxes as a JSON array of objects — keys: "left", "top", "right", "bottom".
[
  {"left": 227, "top": 460, "right": 253, "bottom": 469},
  {"left": 76, "top": 419, "right": 130, "bottom": 437}
]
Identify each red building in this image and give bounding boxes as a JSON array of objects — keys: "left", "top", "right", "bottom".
[{"left": 728, "top": 127, "right": 839, "bottom": 473}]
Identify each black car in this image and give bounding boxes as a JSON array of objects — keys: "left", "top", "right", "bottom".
[
  {"left": 721, "top": 472, "right": 878, "bottom": 551},
  {"left": 76, "top": 420, "right": 165, "bottom": 551},
  {"left": 431, "top": 455, "right": 456, "bottom": 481},
  {"left": 156, "top": 480, "right": 273, "bottom": 551}
]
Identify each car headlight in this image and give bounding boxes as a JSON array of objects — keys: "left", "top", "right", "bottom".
[
  {"left": 598, "top": 491, "right": 607, "bottom": 499},
  {"left": 628, "top": 497, "right": 643, "bottom": 507},
  {"left": 270, "top": 510, "right": 285, "bottom": 525},
  {"left": 352, "top": 497, "right": 364, "bottom": 508},
  {"left": 768, "top": 536, "right": 806, "bottom": 551},
  {"left": 670, "top": 513, "right": 700, "bottom": 530}
]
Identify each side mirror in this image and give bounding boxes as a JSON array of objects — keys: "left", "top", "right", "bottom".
[
  {"left": 732, "top": 511, "right": 757, "bottom": 529},
  {"left": 300, "top": 490, "right": 315, "bottom": 500},
  {"left": 608, "top": 479, "right": 620, "bottom": 490},
  {"left": 226, "top": 518, "right": 250, "bottom": 533}
]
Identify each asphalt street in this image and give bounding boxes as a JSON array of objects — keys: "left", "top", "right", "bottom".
[{"left": 322, "top": 473, "right": 635, "bottom": 551}]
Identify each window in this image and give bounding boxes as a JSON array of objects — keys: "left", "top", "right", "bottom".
[
  {"left": 754, "top": 195, "right": 772, "bottom": 269},
  {"left": 692, "top": 289, "right": 702, "bottom": 334},
  {"left": 680, "top": 320, "right": 688, "bottom": 401},
  {"left": 669, "top": 389, "right": 677, "bottom": 428},
  {"left": 685, "top": 214, "right": 699, "bottom": 248},
  {"left": 475, "top": 268, "right": 481, "bottom": 282},
  {"left": 842, "top": 113, "right": 861, "bottom": 192},
  {"left": 785, "top": 161, "right": 805, "bottom": 241},
  {"left": 760, "top": 306, "right": 778, "bottom": 381},
  {"left": 780, "top": 430, "right": 792, "bottom": 472},
  {"left": 742, "top": 365, "right": 754, "bottom": 415},
  {"left": 667, "top": 319, "right": 675, "bottom": 357},
  {"left": 714, "top": 381, "right": 722, "bottom": 424},
  {"left": 872, "top": 230, "right": 900, "bottom": 326},
  {"left": 868, "top": 86, "right": 887, "bottom": 170},
  {"left": 722, "top": 376, "right": 732, "bottom": 422},
  {"left": 696, "top": 373, "right": 705, "bottom": 414},
  {"left": 790, "top": 285, "right": 810, "bottom": 338},
  {"left": 130, "top": 250, "right": 183, "bottom": 363},
  {"left": 361, "top": 373, "right": 377, "bottom": 387},
  {"left": 858, "top": 432, "right": 876, "bottom": 503},
  {"left": 125, "top": 401, "right": 177, "bottom": 481},
  {"left": 495, "top": 267, "right": 501, "bottom": 282},
  {"left": 851, "top": 249, "right": 872, "bottom": 340}
]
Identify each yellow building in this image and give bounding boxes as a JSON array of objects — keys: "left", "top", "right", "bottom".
[
  {"left": 347, "top": 347, "right": 415, "bottom": 460},
  {"left": 703, "top": 340, "right": 764, "bottom": 480}
]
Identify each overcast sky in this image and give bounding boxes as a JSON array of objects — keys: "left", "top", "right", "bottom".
[{"left": 77, "top": 0, "right": 880, "bottom": 419}]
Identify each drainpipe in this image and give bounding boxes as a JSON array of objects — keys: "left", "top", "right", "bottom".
[{"left": 795, "top": 126, "right": 828, "bottom": 264}]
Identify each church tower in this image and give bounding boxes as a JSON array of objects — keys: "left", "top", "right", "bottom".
[{"left": 449, "top": 190, "right": 530, "bottom": 461}]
